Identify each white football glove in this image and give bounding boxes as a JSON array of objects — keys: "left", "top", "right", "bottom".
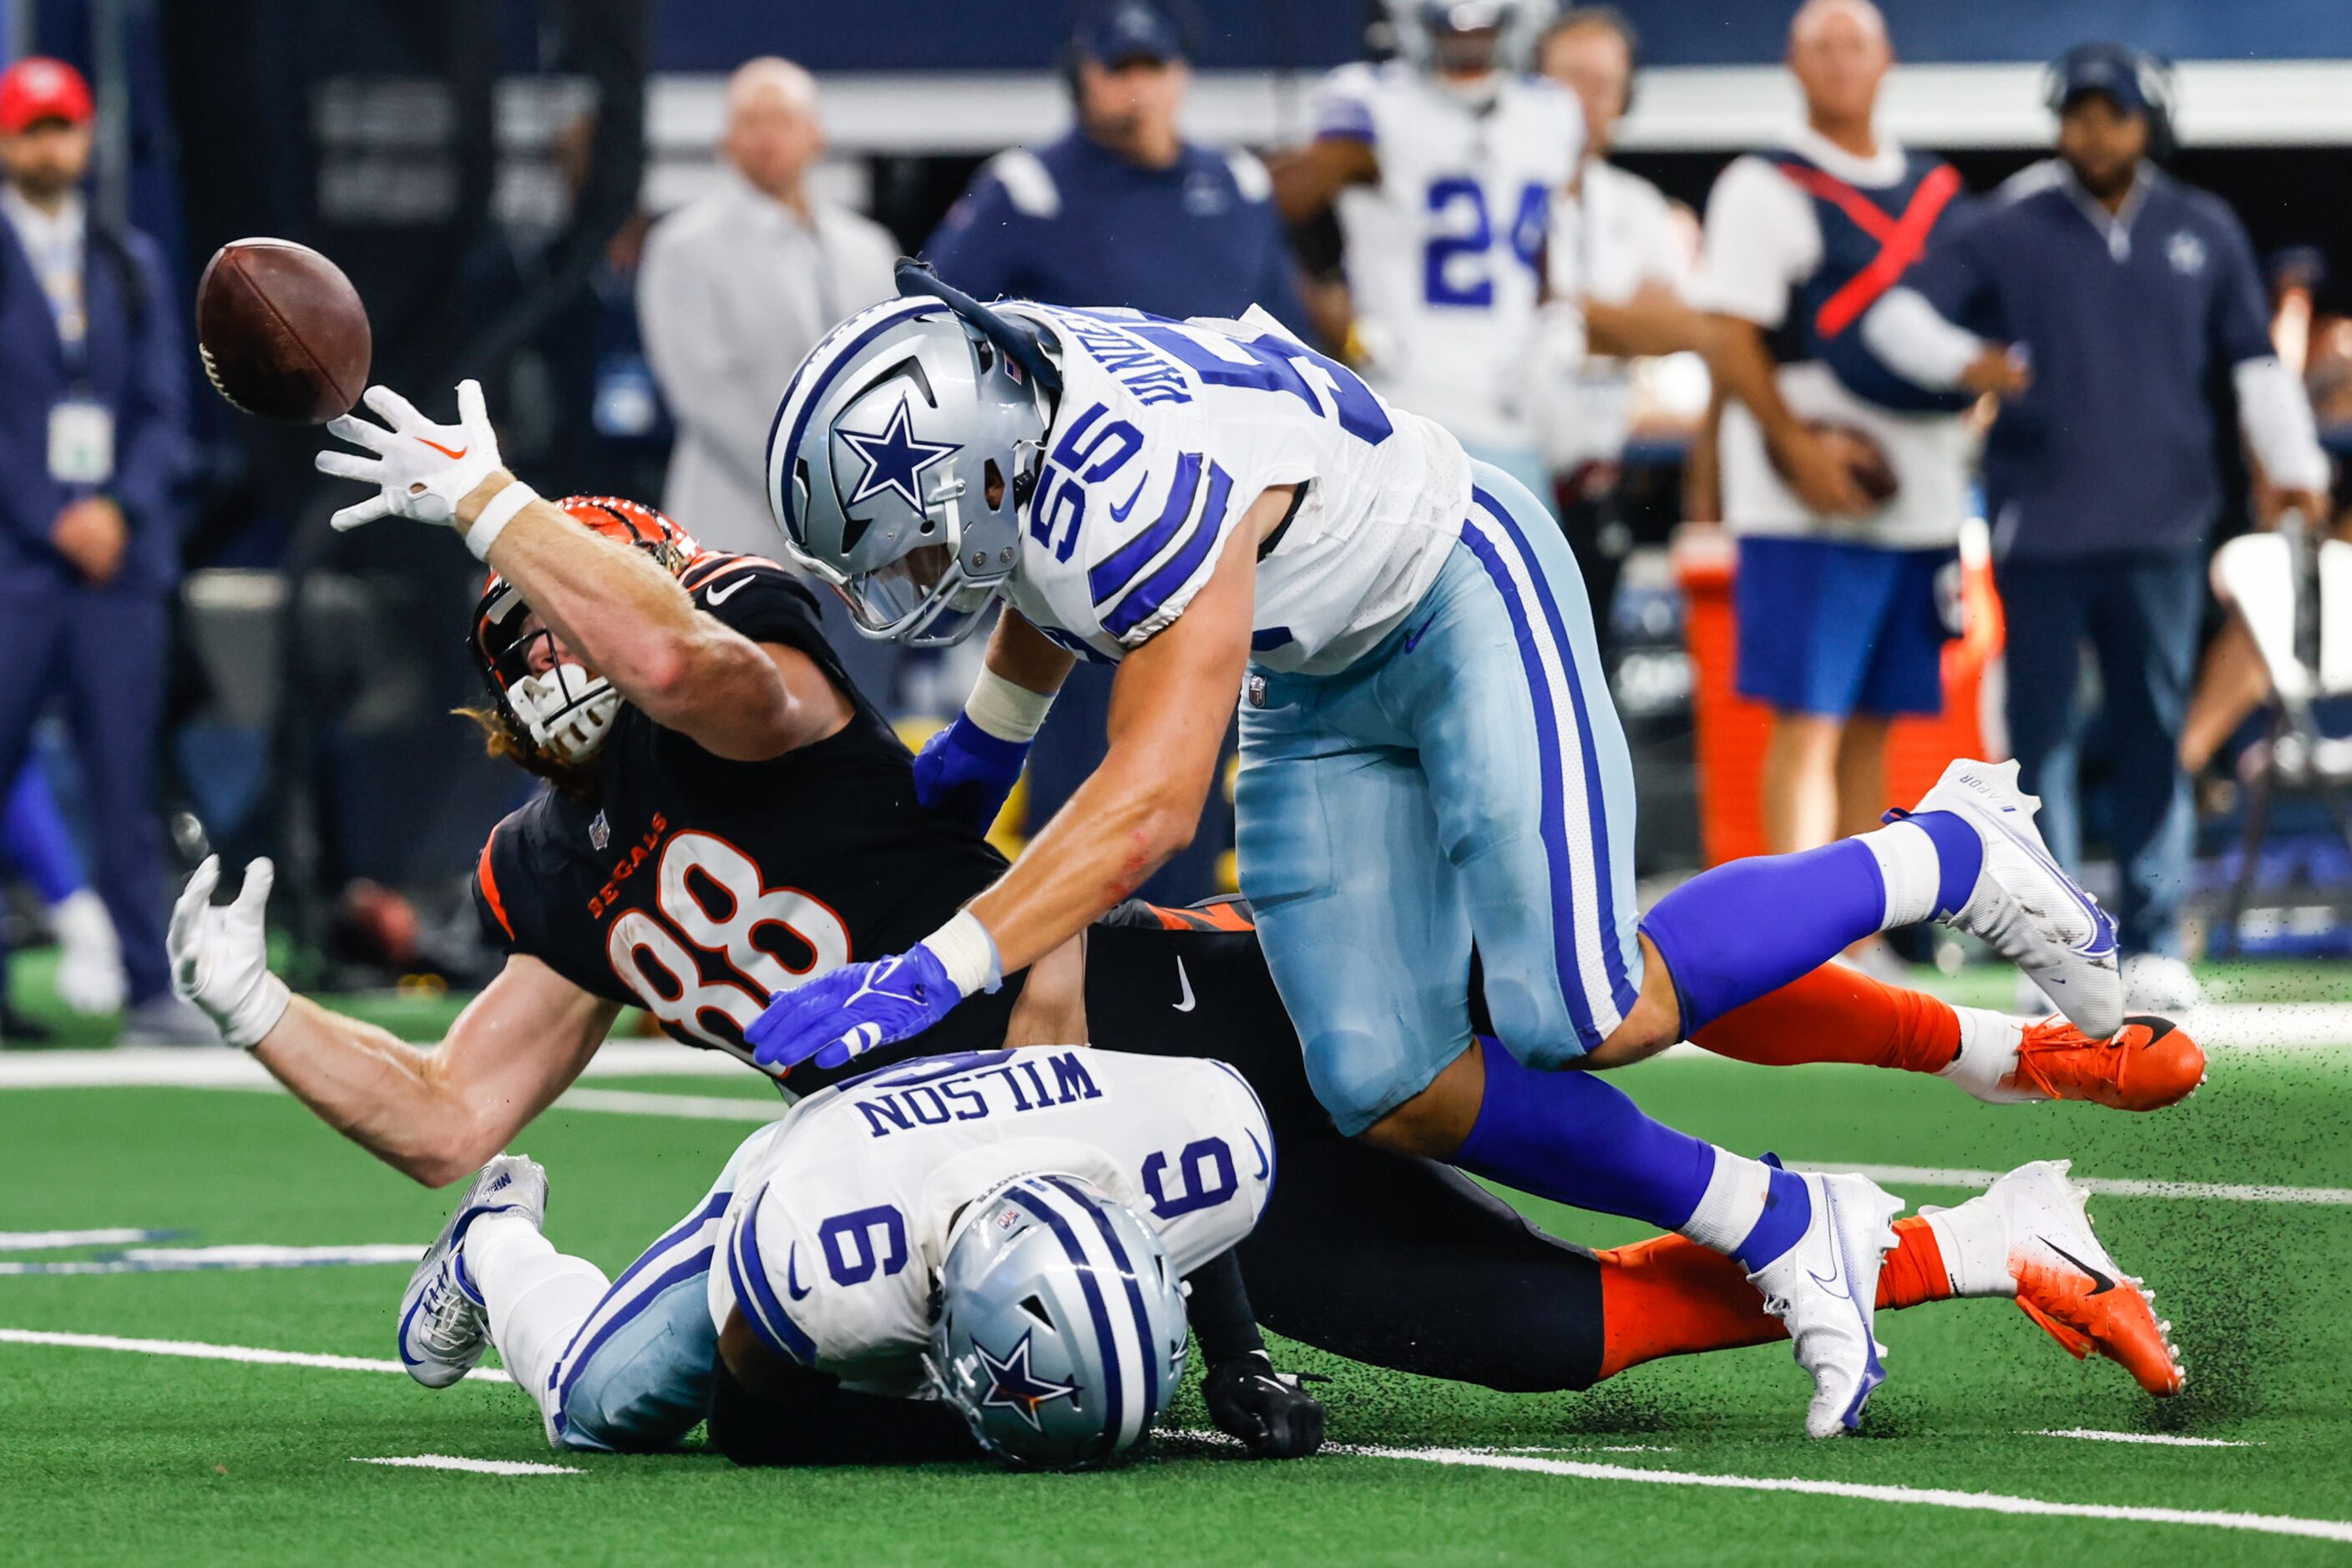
[
  {"left": 168, "top": 857, "right": 291, "bottom": 1050},
  {"left": 314, "top": 380, "right": 505, "bottom": 530}
]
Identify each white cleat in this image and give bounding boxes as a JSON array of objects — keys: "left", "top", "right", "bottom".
[
  {"left": 396, "top": 1155, "right": 547, "bottom": 1389},
  {"left": 1899, "top": 758, "right": 2122, "bottom": 1039},
  {"left": 1747, "top": 1171, "right": 1906, "bottom": 1439},
  {"left": 1979, "top": 1160, "right": 2184, "bottom": 1397}
]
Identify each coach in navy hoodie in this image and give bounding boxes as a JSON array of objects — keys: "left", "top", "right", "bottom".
[
  {"left": 0, "top": 58, "right": 198, "bottom": 1043},
  {"left": 1862, "top": 44, "right": 2329, "bottom": 1006}
]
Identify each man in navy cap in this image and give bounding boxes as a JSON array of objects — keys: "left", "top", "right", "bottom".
[
  {"left": 921, "top": 0, "right": 1313, "bottom": 903},
  {"left": 1863, "top": 43, "right": 2331, "bottom": 1008}
]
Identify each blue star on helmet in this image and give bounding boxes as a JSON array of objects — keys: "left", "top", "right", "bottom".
[
  {"left": 975, "top": 1331, "right": 1081, "bottom": 1430},
  {"left": 837, "top": 395, "right": 962, "bottom": 511}
]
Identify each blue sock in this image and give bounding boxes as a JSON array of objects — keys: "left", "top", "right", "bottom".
[
  {"left": 1732, "top": 1161, "right": 1814, "bottom": 1274},
  {"left": 3, "top": 761, "right": 87, "bottom": 907},
  {"left": 1640, "top": 815, "right": 1983, "bottom": 1034},
  {"left": 1452, "top": 1038, "right": 1719, "bottom": 1232}
]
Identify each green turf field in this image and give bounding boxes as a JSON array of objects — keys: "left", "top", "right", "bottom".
[{"left": 5, "top": 972, "right": 2352, "bottom": 1563}]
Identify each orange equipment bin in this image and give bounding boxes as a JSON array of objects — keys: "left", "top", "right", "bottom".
[{"left": 1673, "top": 524, "right": 2006, "bottom": 867}]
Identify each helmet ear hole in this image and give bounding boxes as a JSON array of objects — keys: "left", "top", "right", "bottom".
[{"left": 984, "top": 458, "right": 1008, "bottom": 513}]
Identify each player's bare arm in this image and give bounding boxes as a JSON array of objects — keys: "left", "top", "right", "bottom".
[
  {"left": 1706, "top": 312, "right": 1873, "bottom": 515},
  {"left": 964, "top": 503, "right": 1269, "bottom": 971},
  {"left": 1267, "top": 136, "right": 1378, "bottom": 222},
  {"left": 1586, "top": 281, "right": 1714, "bottom": 359}
]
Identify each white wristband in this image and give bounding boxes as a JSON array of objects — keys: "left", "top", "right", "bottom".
[
  {"left": 925, "top": 908, "right": 1004, "bottom": 997},
  {"left": 463, "top": 480, "right": 539, "bottom": 561},
  {"left": 964, "top": 665, "right": 1056, "bottom": 744},
  {"left": 225, "top": 972, "right": 292, "bottom": 1051}
]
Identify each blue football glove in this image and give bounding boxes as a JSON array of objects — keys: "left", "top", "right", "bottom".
[
  {"left": 746, "top": 944, "right": 966, "bottom": 1072},
  {"left": 912, "top": 714, "right": 1029, "bottom": 834}
]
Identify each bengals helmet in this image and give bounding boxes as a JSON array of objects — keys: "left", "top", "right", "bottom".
[{"left": 468, "top": 496, "right": 701, "bottom": 771}]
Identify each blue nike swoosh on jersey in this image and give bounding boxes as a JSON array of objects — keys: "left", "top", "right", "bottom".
[
  {"left": 786, "top": 1243, "right": 812, "bottom": 1302},
  {"left": 1402, "top": 615, "right": 1439, "bottom": 654},
  {"left": 1109, "top": 473, "right": 1149, "bottom": 522}
]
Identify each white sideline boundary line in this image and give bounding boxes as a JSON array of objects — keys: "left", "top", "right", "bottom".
[
  {"left": 0, "top": 1244, "right": 425, "bottom": 1277},
  {"left": 1351, "top": 1447, "right": 2352, "bottom": 1546},
  {"left": 558, "top": 1088, "right": 775, "bottom": 1121},
  {"left": 0, "top": 1328, "right": 511, "bottom": 1383},
  {"left": 356, "top": 1455, "right": 579, "bottom": 1476},
  {"left": 0, "top": 1039, "right": 751, "bottom": 1090},
  {"left": 1, "top": 1333, "right": 2335, "bottom": 1540},
  {"left": 2036, "top": 1429, "right": 2256, "bottom": 1448},
  {"left": 0, "top": 1227, "right": 183, "bottom": 1251},
  {"left": 1783, "top": 1162, "right": 2352, "bottom": 1207}
]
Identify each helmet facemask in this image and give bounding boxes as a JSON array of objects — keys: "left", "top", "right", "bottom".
[{"left": 476, "top": 587, "right": 623, "bottom": 766}]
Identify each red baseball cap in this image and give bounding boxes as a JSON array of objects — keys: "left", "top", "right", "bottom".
[{"left": 0, "top": 57, "right": 94, "bottom": 135}]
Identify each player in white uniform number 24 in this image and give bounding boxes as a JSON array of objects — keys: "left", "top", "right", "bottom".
[
  {"left": 395, "top": 1046, "right": 1312, "bottom": 1469},
  {"left": 748, "top": 254, "right": 2132, "bottom": 1437}
]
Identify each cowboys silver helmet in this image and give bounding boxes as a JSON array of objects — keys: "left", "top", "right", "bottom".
[
  {"left": 1384, "top": 0, "right": 1553, "bottom": 77},
  {"left": 929, "top": 1174, "right": 1189, "bottom": 1469},
  {"left": 764, "top": 268, "right": 1058, "bottom": 646}
]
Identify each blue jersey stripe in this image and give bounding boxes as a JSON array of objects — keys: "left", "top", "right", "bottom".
[
  {"left": 1042, "top": 1175, "right": 1160, "bottom": 1434},
  {"left": 1006, "top": 1184, "right": 1125, "bottom": 1459},
  {"left": 729, "top": 1198, "right": 817, "bottom": 1366},
  {"left": 1474, "top": 488, "right": 1641, "bottom": 1021},
  {"left": 1103, "top": 460, "right": 1234, "bottom": 640},
  {"left": 1087, "top": 451, "right": 1204, "bottom": 607}
]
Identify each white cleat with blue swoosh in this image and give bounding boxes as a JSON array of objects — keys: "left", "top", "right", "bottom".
[
  {"left": 1904, "top": 758, "right": 2123, "bottom": 1040},
  {"left": 397, "top": 1155, "right": 547, "bottom": 1389},
  {"left": 1748, "top": 1170, "right": 1906, "bottom": 1439}
]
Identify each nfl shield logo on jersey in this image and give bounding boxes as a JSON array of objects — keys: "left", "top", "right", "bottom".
[{"left": 589, "top": 810, "right": 610, "bottom": 852}]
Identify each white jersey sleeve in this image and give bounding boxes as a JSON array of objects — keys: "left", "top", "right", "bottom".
[
  {"left": 706, "top": 1047, "right": 1273, "bottom": 1398},
  {"left": 1691, "top": 154, "right": 1819, "bottom": 326},
  {"left": 995, "top": 302, "right": 1465, "bottom": 673}
]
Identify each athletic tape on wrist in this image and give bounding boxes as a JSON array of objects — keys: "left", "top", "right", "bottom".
[
  {"left": 229, "top": 973, "right": 292, "bottom": 1052},
  {"left": 464, "top": 481, "right": 539, "bottom": 561},
  {"left": 926, "top": 909, "right": 1004, "bottom": 997},
  {"left": 964, "top": 666, "right": 1055, "bottom": 745}
]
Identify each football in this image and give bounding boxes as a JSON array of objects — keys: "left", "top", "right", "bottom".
[
  {"left": 194, "top": 237, "right": 372, "bottom": 424},
  {"left": 1770, "top": 420, "right": 1901, "bottom": 507}
]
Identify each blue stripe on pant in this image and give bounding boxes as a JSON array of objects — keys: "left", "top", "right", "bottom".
[{"left": 1235, "top": 462, "right": 1642, "bottom": 1136}]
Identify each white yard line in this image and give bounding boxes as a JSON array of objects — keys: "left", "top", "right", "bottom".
[
  {"left": 0, "top": 1039, "right": 750, "bottom": 1090},
  {"left": 1784, "top": 1162, "right": 2352, "bottom": 1206},
  {"left": 2035, "top": 1429, "right": 2257, "bottom": 1448},
  {"left": 0, "top": 1328, "right": 510, "bottom": 1383},
  {"left": 0, "top": 1244, "right": 425, "bottom": 1277},
  {"left": 1, "top": 1334, "right": 2331, "bottom": 1538},
  {"left": 0, "top": 1227, "right": 184, "bottom": 1251},
  {"left": 1352, "top": 1447, "right": 2352, "bottom": 1545},
  {"left": 355, "top": 1455, "right": 578, "bottom": 1476}
]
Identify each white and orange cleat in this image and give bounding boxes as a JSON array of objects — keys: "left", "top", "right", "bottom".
[
  {"left": 1985, "top": 1160, "right": 2184, "bottom": 1397},
  {"left": 1943, "top": 1011, "right": 2206, "bottom": 1111}
]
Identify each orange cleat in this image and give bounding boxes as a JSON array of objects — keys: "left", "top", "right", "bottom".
[
  {"left": 2006, "top": 1014, "right": 2206, "bottom": 1111},
  {"left": 1989, "top": 1161, "right": 2185, "bottom": 1397}
]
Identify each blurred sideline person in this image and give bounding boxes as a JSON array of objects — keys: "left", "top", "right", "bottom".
[
  {"left": 0, "top": 756, "right": 125, "bottom": 1039},
  {"left": 637, "top": 57, "right": 900, "bottom": 699},
  {"left": 0, "top": 57, "right": 200, "bottom": 1044},
  {"left": 1272, "top": 0, "right": 1581, "bottom": 509},
  {"left": 1862, "top": 44, "right": 2330, "bottom": 1007},
  {"left": 923, "top": 0, "right": 1309, "bottom": 902},
  {"left": 1691, "top": 0, "right": 1986, "bottom": 975},
  {"left": 169, "top": 385, "right": 2187, "bottom": 1446},
  {"left": 1536, "top": 6, "right": 1712, "bottom": 654}
]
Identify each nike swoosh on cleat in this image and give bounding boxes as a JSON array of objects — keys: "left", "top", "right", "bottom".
[
  {"left": 787, "top": 1243, "right": 812, "bottom": 1302},
  {"left": 1109, "top": 473, "right": 1149, "bottom": 521},
  {"left": 2044, "top": 1238, "right": 2117, "bottom": 1295},
  {"left": 1172, "top": 958, "right": 1196, "bottom": 1013},
  {"left": 417, "top": 438, "right": 468, "bottom": 460},
  {"left": 1974, "top": 807, "right": 2117, "bottom": 959}
]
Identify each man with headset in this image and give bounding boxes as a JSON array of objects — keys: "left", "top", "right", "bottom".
[{"left": 1864, "top": 43, "right": 2331, "bottom": 1009}]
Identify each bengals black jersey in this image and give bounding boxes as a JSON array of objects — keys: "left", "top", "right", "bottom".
[{"left": 469, "top": 552, "right": 1017, "bottom": 1082}]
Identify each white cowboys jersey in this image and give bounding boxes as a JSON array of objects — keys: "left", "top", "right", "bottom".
[
  {"left": 706, "top": 1046, "right": 1272, "bottom": 1398},
  {"left": 1313, "top": 62, "right": 1582, "bottom": 450},
  {"left": 996, "top": 301, "right": 1469, "bottom": 675}
]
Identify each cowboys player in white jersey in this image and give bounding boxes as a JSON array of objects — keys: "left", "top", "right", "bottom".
[
  {"left": 396, "top": 1044, "right": 1304, "bottom": 1467},
  {"left": 747, "top": 260, "right": 2137, "bottom": 1439},
  {"left": 1271, "top": 1, "right": 1581, "bottom": 505}
]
